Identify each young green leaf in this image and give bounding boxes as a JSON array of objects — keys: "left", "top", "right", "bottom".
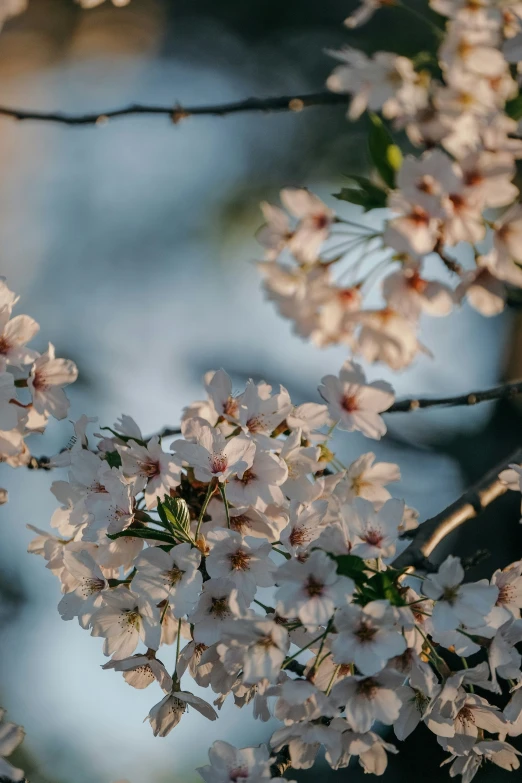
[
  {"left": 367, "top": 112, "right": 403, "bottom": 189},
  {"left": 107, "top": 527, "right": 176, "bottom": 545}
]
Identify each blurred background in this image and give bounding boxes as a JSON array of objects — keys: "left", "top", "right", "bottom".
[{"left": 0, "top": 0, "right": 522, "bottom": 781}]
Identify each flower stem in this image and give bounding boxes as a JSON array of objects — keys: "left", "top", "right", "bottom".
[
  {"left": 325, "top": 664, "right": 342, "bottom": 696},
  {"left": 195, "top": 480, "right": 216, "bottom": 539},
  {"left": 219, "top": 482, "right": 231, "bottom": 529},
  {"left": 282, "top": 630, "right": 328, "bottom": 669},
  {"left": 175, "top": 618, "right": 182, "bottom": 677}
]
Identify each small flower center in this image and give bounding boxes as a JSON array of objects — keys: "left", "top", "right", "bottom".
[
  {"left": 341, "top": 394, "right": 358, "bottom": 413},
  {"left": 210, "top": 452, "right": 228, "bottom": 474},
  {"left": 164, "top": 566, "right": 185, "bottom": 587},
  {"left": 229, "top": 767, "right": 249, "bottom": 782},
  {"left": 238, "top": 468, "right": 256, "bottom": 485},
  {"left": 0, "top": 335, "right": 11, "bottom": 355},
  {"left": 121, "top": 608, "right": 141, "bottom": 629},
  {"left": 305, "top": 575, "right": 325, "bottom": 598},
  {"left": 362, "top": 527, "right": 384, "bottom": 547},
  {"left": 141, "top": 459, "right": 161, "bottom": 478},
  {"left": 289, "top": 527, "right": 308, "bottom": 548},
  {"left": 356, "top": 678, "right": 379, "bottom": 699},
  {"left": 228, "top": 549, "right": 252, "bottom": 571},
  {"left": 81, "top": 577, "right": 105, "bottom": 596},
  {"left": 355, "top": 620, "right": 377, "bottom": 643},
  {"left": 312, "top": 213, "right": 329, "bottom": 231},
  {"left": 442, "top": 585, "right": 459, "bottom": 604},
  {"left": 210, "top": 596, "right": 230, "bottom": 618}
]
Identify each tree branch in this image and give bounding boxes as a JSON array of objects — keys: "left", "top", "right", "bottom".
[
  {"left": 393, "top": 446, "right": 522, "bottom": 571},
  {"left": 387, "top": 379, "right": 522, "bottom": 413},
  {"left": 0, "top": 92, "right": 347, "bottom": 127}
]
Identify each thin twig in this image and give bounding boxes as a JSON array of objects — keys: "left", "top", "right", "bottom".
[
  {"left": 0, "top": 92, "right": 348, "bottom": 127},
  {"left": 393, "top": 446, "right": 522, "bottom": 570},
  {"left": 388, "top": 380, "right": 522, "bottom": 413}
]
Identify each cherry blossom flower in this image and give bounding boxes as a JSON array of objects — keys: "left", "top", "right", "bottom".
[
  {"left": 90, "top": 587, "right": 160, "bottom": 659},
  {"left": 352, "top": 308, "right": 424, "bottom": 370},
  {"left": 58, "top": 548, "right": 108, "bottom": 626},
  {"left": 384, "top": 194, "right": 440, "bottom": 256},
  {"left": 197, "top": 741, "right": 276, "bottom": 783},
  {"left": 189, "top": 578, "right": 246, "bottom": 645},
  {"left": 383, "top": 265, "right": 454, "bottom": 322},
  {"left": 205, "top": 499, "right": 287, "bottom": 542},
  {"left": 173, "top": 421, "right": 255, "bottom": 484},
  {"left": 330, "top": 669, "right": 404, "bottom": 733},
  {"left": 340, "top": 452, "right": 400, "bottom": 503},
  {"left": 226, "top": 449, "right": 288, "bottom": 509},
  {"left": 118, "top": 436, "right": 181, "bottom": 509},
  {"left": 102, "top": 651, "right": 173, "bottom": 692},
  {"left": 319, "top": 360, "right": 394, "bottom": 440},
  {"left": 422, "top": 555, "right": 499, "bottom": 633},
  {"left": 146, "top": 690, "right": 217, "bottom": 737},
  {"left": 279, "top": 500, "right": 328, "bottom": 555},
  {"left": 275, "top": 549, "right": 355, "bottom": 630},
  {"left": 206, "top": 529, "right": 274, "bottom": 602},
  {"left": 272, "top": 679, "right": 335, "bottom": 724},
  {"left": 281, "top": 189, "right": 335, "bottom": 263},
  {"left": 456, "top": 251, "right": 510, "bottom": 317},
  {"left": 332, "top": 600, "right": 407, "bottom": 675},
  {"left": 132, "top": 543, "right": 202, "bottom": 616},
  {"left": 285, "top": 402, "right": 328, "bottom": 438},
  {"left": 27, "top": 342, "right": 78, "bottom": 419},
  {"left": 327, "top": 49, "right": 427, "bottom": 121},
  {"left": 237, "top": 379, "right": 292, "bottom": 448},
  {"left": 217, "top": 617, "right": 289, "bottom": 684},
  {"left": 278, "top": 429, "right": 321, "bottom": 503},
  {"left": 349, "top": 497, "right": 405, "bottom": 560},
  {"left": 0, "top": 308, "right": 39, "bottom": 371}
]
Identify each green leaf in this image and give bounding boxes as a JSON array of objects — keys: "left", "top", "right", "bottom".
[
  {"left": 156, "top": 496, "right": 193, "bottom": 542},
  {"left": 104, "top": 450, "right": 122, "bottom": 469},
  {"left": 99, "top": 426, "right": 147, "bottom": 447},
  {"left": 367, "top": 112, "right": 402, "bottom": 189},
  {"left": 506, "top": 93, "right": 522, "bottom": 121},
  {"left": 334, "top": 180, "right": 387, "bottom": 212},
  {"left": 107, "top": 527, "right": 176, "bottom": 545},
  {"left": 162, "top": 496, "right": 192, "bottom": 535},
  {"left": 333, "top": 554, "right": 370, "bottom": 588},
  {"left": 362, "top": 570, "right": 406, "bottom": 607}
]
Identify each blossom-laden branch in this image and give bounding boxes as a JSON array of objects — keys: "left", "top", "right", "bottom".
[
  {"left": 0, "top": 92, "right": 347, "bottom": 127},
  {"left": 394, "top": 446, "right": 522, "bottom": 571},
  {"left": 25, "top": 379, "right": 522, "bottom": 470}
]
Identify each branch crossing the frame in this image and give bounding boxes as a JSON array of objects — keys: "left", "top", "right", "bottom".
[{"left": 0, "top": 91, "right": 348, "bottom": 127}]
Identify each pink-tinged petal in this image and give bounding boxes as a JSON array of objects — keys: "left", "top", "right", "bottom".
[{"left": 3, "top": 314, "right": 39, "bottom": 346}]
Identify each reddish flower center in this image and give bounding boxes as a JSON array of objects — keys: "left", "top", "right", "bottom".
[
  {"left": 210, "top": 453, "right": 228, "bottom": 474},
  {"left": 362, "top": 528, "right": 384, "bottom": 547},
  {"left": 341, "top": 394, "right": 358, "bottom": 413},
  {"left": 141, "top": 459, "right": 161, "bottom": 478},
  {"left": 312, "top": 213, "right": 329, "bottom": 231},
  {"left": 0, "top": 335, "right": 11, "bottom": 355}
]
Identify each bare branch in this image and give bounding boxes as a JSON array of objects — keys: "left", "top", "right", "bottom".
[
  {"left": 393, "top": 446, "right": 522, "bottom": 570},
  {"left": 0, "top": 92, "right": 347, "bottom": 127},
  {"left": 388, "top": 379, "right": 522, "bottom": 413}
]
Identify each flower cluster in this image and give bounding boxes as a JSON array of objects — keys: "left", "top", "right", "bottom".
[
  {"left": 0, "top": 279, "right": 77, "bottom": 503},
  {"left": 256, "top": 0, "right": 522, "bottom": 369},
  {"left": 27, "top": 359, "right": 522, "bottom": 783}
]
